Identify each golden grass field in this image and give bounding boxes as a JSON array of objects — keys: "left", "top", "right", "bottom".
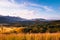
[
  {"left": 0, "top": 33, "right": 60, "bottom": 40},
  {"left": 0, "top": 27, "right": 60, "bottom": 40}
]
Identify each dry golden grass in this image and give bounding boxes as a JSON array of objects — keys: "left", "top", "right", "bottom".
[
  {"left": 0, "top": 27, "right": 60, "bottom": 40},
  {"left": 0, "top": 27, "right": 25, "bottom": 33},
  {"left": 0, "top": 33, "right": 60, "bottom": 40}
]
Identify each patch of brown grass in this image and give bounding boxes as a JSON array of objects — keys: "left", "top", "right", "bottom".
[
  {"left": 0, "top": 33, "right": 60, "bottom": 40},
  {"left": 0, "top": 27, "right": 25, "bottom": 33}
]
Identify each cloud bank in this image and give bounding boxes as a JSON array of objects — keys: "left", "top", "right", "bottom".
[{"left": 0, "top": 0, "right": 59, "bottom": 19}]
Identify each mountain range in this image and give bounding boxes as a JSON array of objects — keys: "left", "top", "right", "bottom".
[{"left": 0, "top": 15, "right": 60, "bottom": 24}]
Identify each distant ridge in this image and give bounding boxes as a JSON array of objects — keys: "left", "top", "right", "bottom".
[
  {"left": 0, "top": 15, "right": 60, "bottom": 24},
  {"left": 0, "top": 15, "right": 26, "bottom": 23}
]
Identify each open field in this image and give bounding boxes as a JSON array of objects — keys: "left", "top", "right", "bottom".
[
  {"left": 0, "top": 25, "right": 60, "bottom": 40},
  {"left": 0, "top": 33, "right": 60, "bottom": 40},
  {"left": 0, "top": 27, "right": 26, "bottom": 34}
]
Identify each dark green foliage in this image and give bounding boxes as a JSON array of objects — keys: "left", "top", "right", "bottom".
[
  {"left": 23, "top": 28, "right": 32, "bottom": 33},
  {"left": 1, "top": 20, "right": 60, "bottom": 33}
]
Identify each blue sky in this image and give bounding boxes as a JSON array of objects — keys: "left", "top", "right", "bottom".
[{"left": 0, "top": 0, "right": 60, "bottom": 19}]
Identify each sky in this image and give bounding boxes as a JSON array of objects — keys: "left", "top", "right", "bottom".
[{"left": 0, "top": 0, "right": 60, "bottom": 19}]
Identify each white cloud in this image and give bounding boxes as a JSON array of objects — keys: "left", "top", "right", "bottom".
[
  {"left": 0, "top": 0, "right": 55, "bottom": 19},
  {"left": 43, "top": 6, "right": 53, "bottom": 12}
]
